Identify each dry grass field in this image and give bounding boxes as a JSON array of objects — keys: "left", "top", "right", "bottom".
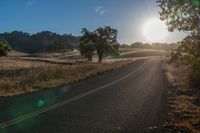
[
  {"left": 164, "top": 62, "right": 200, "bottom": 132},
  {"left": 0, "top": 49, "right": 167, "bottom": 97},
  {"left": 0, "top": 55, "right": 134, "bottom": 97}
]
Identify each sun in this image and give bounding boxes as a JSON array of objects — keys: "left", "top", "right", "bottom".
[{"left": 143, "top": 18, "right": 168, "bottom": 42}]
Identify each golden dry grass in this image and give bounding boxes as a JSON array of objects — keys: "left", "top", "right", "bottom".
[
  {"left": 165, "top": 62, "right": 200, "bottom": 132},
  {"left": 0, "top": 58, "right": 133, "bottom": 97},
  {"left": 165, "top": 63, "right": 190, "bottom": 89},
  {"left": 0, "top": 57, "right": 48, "bottom": 69}
]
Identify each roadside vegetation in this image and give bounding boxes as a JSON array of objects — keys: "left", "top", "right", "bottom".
[
  {"left": 0, "top": 40, "right": 11, "bottom": 57},
  {"left": 0, "top": 57, "right": 133, "bottom": 97},
  {"left": 164, "top": 62, "right": 200, "bottom": 132},
  {"left": 157, "top": 0, "right": 200, "bottom": 132}
]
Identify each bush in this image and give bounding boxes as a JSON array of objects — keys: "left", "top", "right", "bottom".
[
  {"left": 170, "top": 35, "right": 200, "bottom": 88},
  {"left": 0, "top": 40, "right": 11, "bottom": 57}
]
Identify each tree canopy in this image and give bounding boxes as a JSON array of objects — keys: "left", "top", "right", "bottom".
[
  {"left": 157, "top": 0, "right": 200, "bottom": 34},
  {"left": 80, "top": 26, "right": 119, "bottom": 63},
  {"left": 0, "top": 31, "right": 80, "bottom": 53},
  {"left": 80, "top": 28, "right": 95, "bottom": 61},
  {"left": 0, "top": 40, "right": 11, "bottom": 57},
  {"left": 157, "top": 0, "right": 200, "bottom": 87}
]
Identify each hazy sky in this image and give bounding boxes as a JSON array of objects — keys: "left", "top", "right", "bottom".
[{"left": 0, "top": 0, "right": 187, "bottom": 44}]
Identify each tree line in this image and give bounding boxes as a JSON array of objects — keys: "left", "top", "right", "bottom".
[
  {"left": 0, "top": 27, "right": 119, "bottom": 63},
  {"left": 121, "top": 42, "right": 179, "bottom": 51},
  {"left": 0, "top": 31, "right": 80, "bottom": 53}
]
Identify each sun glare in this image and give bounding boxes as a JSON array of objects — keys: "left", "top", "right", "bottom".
[{"left": 143, "top": 18, "right": 168, "bottom": 42}]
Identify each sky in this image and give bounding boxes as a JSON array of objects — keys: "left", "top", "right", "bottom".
[{"left": 0, "top": 0, "right": 187, "bottom": 44}]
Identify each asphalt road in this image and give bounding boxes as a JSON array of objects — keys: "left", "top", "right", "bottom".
[{"left": 0, "top": 57, "right": 167, "bottom": 133}]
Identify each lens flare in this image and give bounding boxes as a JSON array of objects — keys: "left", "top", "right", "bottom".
[
  {"left": 143, "top": 18, "right": 168, "bottom": 42},
  {"left": 36, "top": 99, "right": 46, "bottom": 107}
]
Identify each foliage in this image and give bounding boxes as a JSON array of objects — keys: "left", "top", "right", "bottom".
[
  {"left": 170, "top": 35, "right": 200, "bottom": 87},
  {"left": 80, "top": 26, "right": 118, "bottom": 63},
  {"left": 0, "top": 31, "right": 80, "bottom": 53},
  {"left": 129, "top": 42, "right": 179, "bottom": 51},
  {"left": 108, "top": 43, "right": 120, "bottom": 58},
  {"left": 157, "top": 0, "right": 200, "bottom": 88},
  {"left": 79, "top": 28, "right": 95, "bottom": 61},
  {"left": 157, "top": 0, "right": 200, "bottom": 34},
  {"left": 0, "top": 40, "right": 11, "bottom": 57}
]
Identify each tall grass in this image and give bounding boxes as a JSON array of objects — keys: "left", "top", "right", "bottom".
[
  {"left": 0, "top": 60, "right": 132, "bottom": 96},
  {"left": 164, "top": 61, "right": 200, "bottom": 132}
]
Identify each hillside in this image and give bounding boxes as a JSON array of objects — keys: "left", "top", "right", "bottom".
[{"left": 0, "top": 31, "right": 80, "bottom": 53}]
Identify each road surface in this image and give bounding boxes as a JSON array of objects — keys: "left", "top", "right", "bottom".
[{"left": 0, "top": 57, "right": 167, "bottom": 133}]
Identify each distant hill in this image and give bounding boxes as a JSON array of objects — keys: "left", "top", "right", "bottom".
[{"left": 0, "top": 31, "right": 80, "bottom": 53}]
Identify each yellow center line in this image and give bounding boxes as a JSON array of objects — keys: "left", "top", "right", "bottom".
[{"left": 0, "top": 60, "right": 148, "bottom": 129}]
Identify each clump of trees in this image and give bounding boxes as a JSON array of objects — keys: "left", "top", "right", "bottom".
[
  {"left": 0, "top": 31, "right": 80, "bottom": 53},
  {"left": 157, "top": 0, "right": 200, "bottom": 87},
  {"left": 0, "top": 40, "right": 11, "bottom": 57},
  {"left": 120, "top": 42, "right": 179, "bottom": 51},
  {"left": 79, "top": 26, "right": 119, "bottom": 63},
  {"left": 131, "top": 42, "right": 179, "bottom": 51}
]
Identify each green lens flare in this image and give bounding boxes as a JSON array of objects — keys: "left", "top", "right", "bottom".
[
  {"left": 36, "top": 99, "right": 46, "bottom": 107},
  {"left": 9, "top": 104, "right": 40, "bottom": 130}
]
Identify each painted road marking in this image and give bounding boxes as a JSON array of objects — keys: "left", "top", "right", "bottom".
[{"left": 0, "top": 60, "right": 148, "bottom": 128}]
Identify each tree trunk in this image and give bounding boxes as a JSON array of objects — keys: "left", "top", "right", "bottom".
[
  {"left": 98, "top": 54, "right": 103, "bottom": 63},
  {"left": 96, "top": 48, "right": 103, "bottom": 63},
  {"left": 87, "top": 56, "right": 92, "bottom": 62}
]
